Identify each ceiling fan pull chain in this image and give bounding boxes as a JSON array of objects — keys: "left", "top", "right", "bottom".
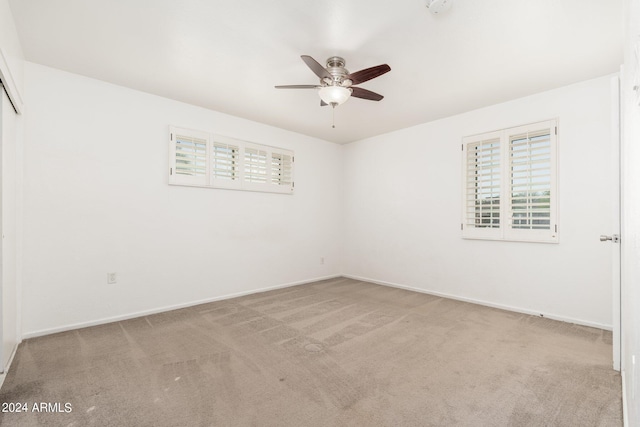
[{"left": 332, "top": 103, "right": 336, "bottom": 128}]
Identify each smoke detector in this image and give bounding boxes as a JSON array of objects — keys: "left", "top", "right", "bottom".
[{"left": 426, "top": 0, "right": 453, "bottom": 15}]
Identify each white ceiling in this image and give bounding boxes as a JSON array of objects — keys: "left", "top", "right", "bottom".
[{"left": 9, "top": 0, "right": 624, "bottom": 144}]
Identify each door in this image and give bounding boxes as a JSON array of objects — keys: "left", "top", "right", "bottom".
[
  {"left": 0, "top": 84, "right": 18, "bottom": 373},
  {"left": 604, "top": 75, "right": 622, "bottom": 372}
]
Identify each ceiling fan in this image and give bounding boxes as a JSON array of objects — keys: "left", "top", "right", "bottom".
[{"left": 275, "top": 55, "right": 391, "bottom": 109}]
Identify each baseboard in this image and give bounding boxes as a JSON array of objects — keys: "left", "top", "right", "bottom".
[
  {"left": 0, "top": 342, "right": 19, "bottom": 391},
  {"left": 343, "top": 274, "right": 613, "bottom": 331},
  {"left": 622, "top": 370, "right": 628, "bottom": 427},
  {"left": 21, "top": 273, "right": 612, "bottom": 338},
  {"left": 22, "top": 274, "right": 342, "bottom": 340}
]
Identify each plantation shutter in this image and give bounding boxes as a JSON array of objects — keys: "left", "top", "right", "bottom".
[
  {"left": 461, "top": 120, "right": 557, "bottom": 243},
  {"left": 462, "top": 130, "right": 503, "bottom": 239},
  {"left": 169, "top": 126, "right": 209, "bottom": 186},
  {"left": 210, "top": 135, "right": 241, "bottom": 189},
  {"left": 466, "top": 138, "right": 501, "bottom": 228},
  {"left": 271, "top": 150, "right": 294, "bottom": 192},
  {"left": 212, "top": 143, "right": 239, "bottom": 180},
  {"left": 505, "top": 120, "right": 557, "bottom": 242},
  {"left": 169, "top": 127, "right": 294, "bottom": 194},
  {"left": 509, "top": 132, "right": 551, "bottom": 229},
  {"left": 244, "top": 146, "right": 268, "bottom": 184}
]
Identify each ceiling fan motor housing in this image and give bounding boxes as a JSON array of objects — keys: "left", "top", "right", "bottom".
[{"left": 324, "top": 57, "right": 351, "bottom": 87}]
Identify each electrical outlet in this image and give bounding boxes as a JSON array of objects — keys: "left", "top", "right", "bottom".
[
  {"left": 320, "top": 257, "right": 325, "bottom": 265},
  {"left": 107, "top": 273, "right": 117, "bottom": 284}
]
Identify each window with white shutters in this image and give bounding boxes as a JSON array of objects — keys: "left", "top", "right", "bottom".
[
  {"left": 169, "top": 126, "right": 294, "bottom": 194},
  {"left": 465, "top": 135, "right": 501, "bottom": 231},
  {"left": 462, "top": 120, "right": 558, "bottom": 243},
  {"left": 510, "top": 130, "right": 551, "bottom": 230},
  {"left": 170, "top": 128, "right": 210, "bottom": 187},
  {"left": 175, "top": 136, "right": 207, "bottom": 177},
  {"left": 244, "top": 147, "right": 268, "bottom": 184},
  {"left": 209, "top": 135, "right": 241, "bottom": 190},
  {"left": 272, "top": 152, "right": 293, "bottom": 187},
  {"left": 212, "top": 143, "right": 239, "bottom": 181}
]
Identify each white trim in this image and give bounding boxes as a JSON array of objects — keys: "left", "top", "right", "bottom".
[
  {"left": 622, "top": 370, "right": 628, "bottom": 427},
  {"left": 21, "top": 275, "right": 342, "bottom": 339},
  {"left": 343, "top": 274, "right": 613, "bottom": 331},
  {"left": 0, "top": 49, "right": 23, "bottom": 114},
  {"left": 0, "top": 342, "right": 19, "bottom": 390},
  {"left": 611, "top": 74, "right": 622, "bottom": 372},
  {"left": 20, "top": 273, "right": 613, "bottom": 342}
]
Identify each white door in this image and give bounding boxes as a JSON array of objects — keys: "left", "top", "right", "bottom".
[
  {"left": 606, "top": 75, "right": 622, "bottom": 372},
  {"left": 0, "top": 85, "right": 18, "bottom": 373}
]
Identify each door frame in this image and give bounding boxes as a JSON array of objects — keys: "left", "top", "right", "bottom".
[{"left": 611, "top": 74, "right": 621, "bottom": 372}]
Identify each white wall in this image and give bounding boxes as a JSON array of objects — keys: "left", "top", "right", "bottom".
[
  {"left": 21, "top": 63, "right": 343, "bottom": 337},
  {"left": 20, "top": 63, "right": 618, "bottom": 341},
  {"left": 343, "top": 75, "right": 615, "bottom": 329},
  {"left": 621, "top": 0, "right": 640, "bottom": 423}
]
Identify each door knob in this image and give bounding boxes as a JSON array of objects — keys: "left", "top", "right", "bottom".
[{"left": 600, "top": 234, "right": 620, "bottom": 243}]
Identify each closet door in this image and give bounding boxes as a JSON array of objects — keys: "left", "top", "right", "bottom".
[{"left": 0, "top": 86, "right": 18, "bottom": 373}]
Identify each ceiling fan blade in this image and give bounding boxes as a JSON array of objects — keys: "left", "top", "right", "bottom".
[
  {"left": 301, "top": 55, "right": 332, "bottom": 80},
  {"left": 351, "top": 87, "right": 384, "bottom": 101},
  {"left": 346, "top": 64, "right": 391, "bottom": 85},
  {"left": 320, "top": 100, "right": 328, "bottom": 107},
  {"left": 274, "top": 85, "right": 320, "bottom": 89}
]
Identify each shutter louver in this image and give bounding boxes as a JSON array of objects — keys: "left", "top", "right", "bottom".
[
  {"left": 466, "top": 138, "right": 501, "bottom": 229},
  {"left": 509, "top": 130, "right": 552, "bottom": 230}
]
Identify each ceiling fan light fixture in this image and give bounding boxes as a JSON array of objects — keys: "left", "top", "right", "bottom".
[
  {"left": 318, "top": 86, "right": 351, "bottom": 106},
  {"left": 426, "top": 0, "right": 453, "bottom": 14}
]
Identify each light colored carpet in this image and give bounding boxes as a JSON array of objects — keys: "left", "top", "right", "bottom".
[{"left": 0, "top": 278, "right": 622, "bottom": 426}]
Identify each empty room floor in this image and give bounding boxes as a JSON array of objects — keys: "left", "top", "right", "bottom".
[{"left": 0, "top": 278, "right": 621, "bottom": 426}]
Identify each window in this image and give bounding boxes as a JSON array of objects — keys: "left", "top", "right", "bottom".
[
  {"left": 212, "top": 142, "right": 239, "bottom": 181},
  {"left": 169, "top": 126, "right": 294, "bottom": 194},
  {"left": 272, "top": 152, "right": 293, "bottom": 187},
  {"left": 462, "top": 120, "right": 558, "bottom": 243},
  {"left": 244, "top": 146, "right": 268, "bottom": 184},
  {"left": 173, "top": 129, "right": 208, "bottom": 187}
]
